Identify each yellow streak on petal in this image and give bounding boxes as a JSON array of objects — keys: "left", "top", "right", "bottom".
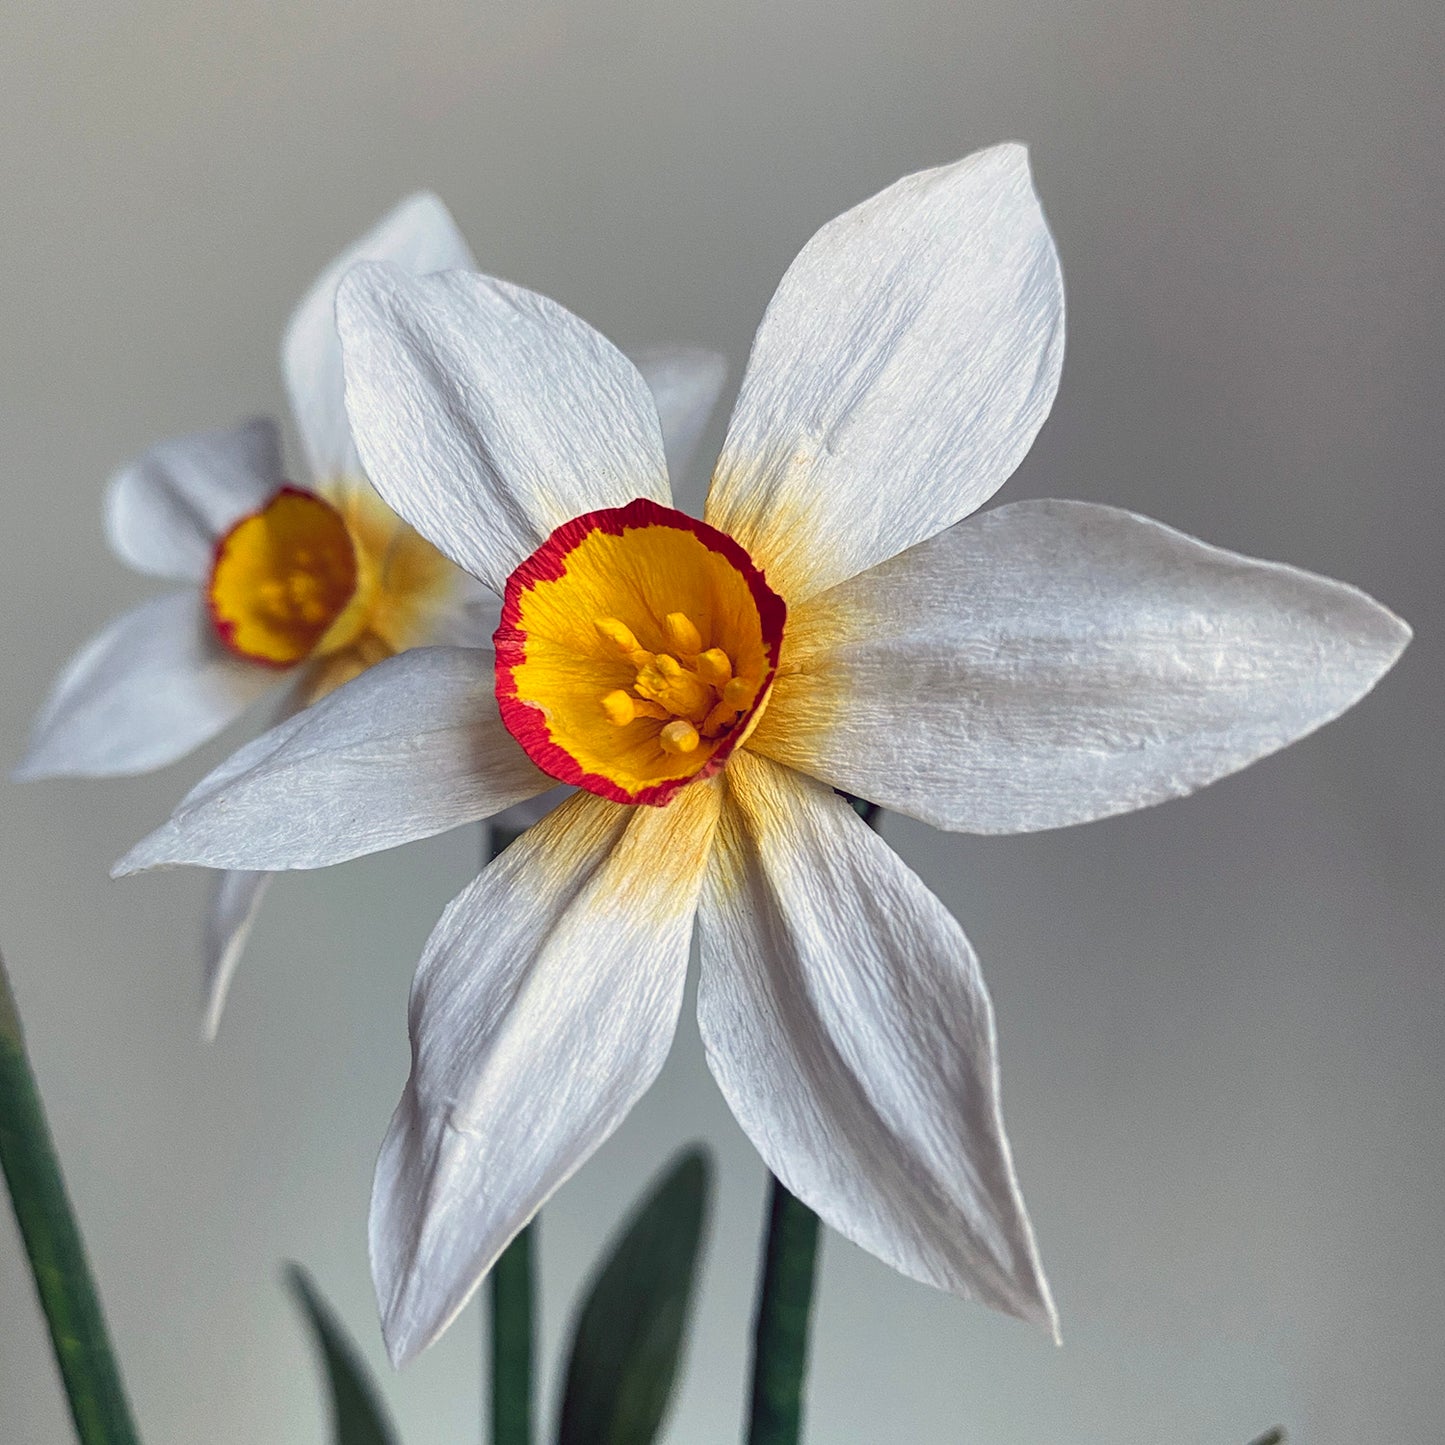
[
  {"left": 517, "top": 773, "right": 722, "bottom": 923},
  {"left": 740, "top": 585, "right": 856, "bottom": 772}
]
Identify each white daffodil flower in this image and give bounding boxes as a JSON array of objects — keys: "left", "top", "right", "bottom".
[
  {"left": 17, "top": 193, "right": 727, "bottom": 1037},
  {"left": 117, "top": 143, "right": 1410, "bottom": 1364}
]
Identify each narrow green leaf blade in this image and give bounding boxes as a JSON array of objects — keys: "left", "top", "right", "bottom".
[
  {"left": 286, "top": 1264, "right": 399, "bottom": 1445},
  {"left": 557, "top": 1147, "right": 712, "bottom": 1445},
  {"left": 0, "top": 949, "right": 142, "bottom": 1445}
]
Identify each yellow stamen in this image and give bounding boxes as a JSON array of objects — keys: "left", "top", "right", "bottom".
[
  {"left": 702, "top": 699, "right": 740, "bottom": 737},
  {"left": 602, "top": 691, "right": 669, "bottom": 725},
  {"left": 659, "top": 720, "right": 700, "bottom": 754},
  {"left": 601, "top": 690, "right": 636, "bottom": 725},
  {"left": 695, "top": 648, "right": 733, "bottom": 686},
  {"left": 723, "top": 676, "right": 756, "bottom": 711},
  {"left": 665, "top": 612, "right": 703, "bottom": 655},
  {"left": 596, "top": 608, "right": 760, "bottom": 749},
  {"left": 595, "top": 616, "right": 639, "bottom": 653},
  {"left": 595, "top": 615, "right": 656, "bottom": 670}
]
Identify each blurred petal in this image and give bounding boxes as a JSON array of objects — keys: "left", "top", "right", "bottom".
[
  {"left": 698, "top": 751, "right": 1055, "bottom": 1331},
  {"left": 336, "top": 263, "right": 670, "bottom": 593},
  {"left": 115, "top": 647, "right": 550, "bottom": 873},
  {"left": 15, "top": 593, "right": 273, "bottom": 779},
  {"left": 631, "top": 346, "right": 728, "bottom": 513},
  {"left": 706, "top": 144, "right": 1063, "bottom": 602},
  {"left": 104, "top": 419, "right": 283, "bottom": 581},
  {"left": 201, "top": 869, "right": 274, "bottom": 1040},
  {"left": 284, "top": 193, "right": 476, "bottom": 484},
  {"left": 371, "top": 781, "right": 720, "bottom": 1363},
  {"left": 424, "top": 572, "right": 501, "bottom": 649},
  {"left": 752, "top": 500, "right": 1412, "bottom": 833}
]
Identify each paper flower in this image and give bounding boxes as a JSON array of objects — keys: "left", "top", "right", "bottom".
[
  {"left": 18, "top": 193, "right": 725, "bottom": 1034},
  {"left": 118, "top": 144, "right": 1409, "bottom": 1362}
]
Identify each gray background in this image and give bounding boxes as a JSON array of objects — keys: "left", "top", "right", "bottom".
[{"left": 2, "top": 1, "right": 1440, "bottom": 1440}]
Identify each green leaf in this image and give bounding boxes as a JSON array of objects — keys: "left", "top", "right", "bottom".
[
  {"left": 557, "top": 1147, "right": 713, "bottom": 1445},
  {"left": 1247, "top": 1431, "right": 1285, "bottom": 1445},
  {"left": 286, "top": 1264, "right": 399, "bottom": 1445},
  {"left": 0, "top": 949, "right": 142, "bottom": 1445}
]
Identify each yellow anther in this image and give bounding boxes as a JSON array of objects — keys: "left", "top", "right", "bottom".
[
  {"left": 695, "top": 648, "right": 732, "bottom": 686},
  {"left": 601, "top": 690, "right": 636, "bottom": 725},
  {"left": 722, "top": 677, "right": 756, "bottom": 711},
  {"left": 659, "top": 720, "right": 700, "bottom": 755},
  {"left": 701, "top": 700, "right": 737, "bottom": 737},
  {"left": 665, "top": 612, "right": 703, "bottom": 655},
  {"left": 595, "top": 617, "right": 641, "bottom": 654}
]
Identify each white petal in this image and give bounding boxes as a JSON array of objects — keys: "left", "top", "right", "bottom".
[
  {"left": 104, "top": 418, "right": 284, "bottom": 581},
  {"left": 698, "top": 751, "right": 1055, "bottom": 1331},
  {"left": 284, "top": 193, "right": 476, "bottom": 484},
  {"left": 201, "top": 870, "right": 274, "bottom": 1040},
  {"left": 752, "top": 500, "right": 1412, "bottom": 833},
  {"left": 631, "top": 346, "right": 728, "bottom": 513},
  {"left": 706, "top": 144, "right": 1064, "bottom": 602},
  {"left": 15, "top": 593, "right": 273, "bottom": 779},
  {"left": 371, "top": 781, "right": 720, "bottom": 1363},
  {"left": 114, "top": 647, "right": 551, "bottom": 873},
  {"left": 336, "top": 263, "right": 670, "bottom": 593}
]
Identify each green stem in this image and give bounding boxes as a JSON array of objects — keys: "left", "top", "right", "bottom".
[
  {"left": 0, "top": 951, "right": 142, "bottom": 1445},
  {"left": 746, "top": 1177, "right": 821, "bottom": 1445},
  {"left": 484, "top": 817, "right": 535, "bottom": 1445},
  {"left": 745, "top": 796, "right": 878, "bottom": 1445},
  {"left": 490, "top": 1221, "right": 536, "bottom": 1445}
]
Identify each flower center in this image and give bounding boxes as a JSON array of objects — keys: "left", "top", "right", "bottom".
[
  {"left": 495, "top": 498, "right": 786, "bottom": 806},
  {"left": 207, "top": 487, "right": 362, "bottom": 668}
]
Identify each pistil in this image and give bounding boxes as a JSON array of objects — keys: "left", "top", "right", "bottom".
[{"left": 595, "top": 611, "right": 757, "bottom": 743}]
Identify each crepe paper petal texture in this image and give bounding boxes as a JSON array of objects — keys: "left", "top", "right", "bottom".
[
  {"left": 704, "top": 143, "right": 1063, "bottom": 604},
  {"left": 335, "top": 263, "right": 672, "bottom": 594},
  {"left": 202, "top": 870, "right": 275, "bottom": 1040},
  {"left": 631, "top": 346, "right": 729, "bottom": 512},
  {"left": 285, "top": 192, "right": 477, "bottom": 485},
  {"left": 115, "top": 647, "right": 552, "bottom": 876},
  {"left": 697, "top": 750, "right": 1056, "bottom": 1332},
  {"left": 752, "top": 500, "right": 1413, "bottom": 834},
  {"left": 109, "top": 144, "right": 1415, "bottom": 1365},
  {"left": 15, "top": 592, "right": 274, "bottom": 780},
  {"left": 103, "top": 417, "right": 285, "bottom": 582},
  {"left": 371, "top": 781, "right": 719, "bottom": 1364}
]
